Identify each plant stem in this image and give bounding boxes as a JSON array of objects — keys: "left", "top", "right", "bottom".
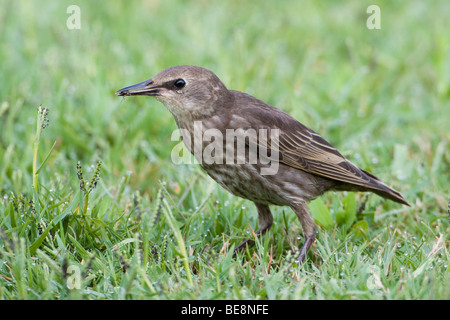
[{"left": 33, "top": 110, "right": 43, "bottom": 193}]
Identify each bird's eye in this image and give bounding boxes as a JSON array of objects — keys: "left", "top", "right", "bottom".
[{"left": 174, "top": 79, "right": 186, "bottom": 89}]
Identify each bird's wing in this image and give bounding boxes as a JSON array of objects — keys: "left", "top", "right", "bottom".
[
  {"left": 278, "top": 126, "right": 377, "bottom": 187},
  {"left": 227, "top": 91, "right": 408, "bottom": 205},
  {"left": 229, "top": 97, "right": 381, "bottom": 189}
]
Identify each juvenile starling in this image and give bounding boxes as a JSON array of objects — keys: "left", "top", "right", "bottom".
[{"left": 116, "top": 65, "right": 409, "bottom": 263}]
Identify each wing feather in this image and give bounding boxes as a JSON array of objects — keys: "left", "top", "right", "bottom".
[
  {"left": 231, "top": 97, "right": 381, "bottom": 189},
  {"left": 228, "top": 91, "right": 409, "bottom": 205}
]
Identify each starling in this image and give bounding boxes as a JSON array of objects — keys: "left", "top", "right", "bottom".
[{"left": 116, "top": 65, "right": 409, "bottom": 263}]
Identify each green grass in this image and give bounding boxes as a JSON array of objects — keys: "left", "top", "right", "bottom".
[{"left": 0, "top": 0, "right": 449, "bottom": 299}]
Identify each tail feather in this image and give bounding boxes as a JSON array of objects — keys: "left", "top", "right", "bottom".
[
  {"left": 360, "top": 169, "right": 410, "bottom": 206},
  {"left": 371, "top": 185, "right": 410, "bottom": 206}
]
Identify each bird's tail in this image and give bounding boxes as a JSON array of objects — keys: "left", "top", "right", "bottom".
[{"left": 360, "top": 169, "right": 410, "bottom": 206}]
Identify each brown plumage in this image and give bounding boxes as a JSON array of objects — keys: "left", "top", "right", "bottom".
[{"left": 116, "top": 65, "right": 409, "bottom": 263}]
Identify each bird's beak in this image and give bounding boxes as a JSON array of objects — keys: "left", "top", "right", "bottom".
[{"left": 115, "top": 78, "right": 163, "bottom": 96}]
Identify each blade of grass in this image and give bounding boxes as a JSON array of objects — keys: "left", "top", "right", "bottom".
[
  {"left": 67, "top": 234, "right": 106, "bottom": 270},
  {"left": 36, "top": 140, "right": 56, "bottom": 175},
  {"left": 30, "top": 220, "right": 53, "bottom": 256},
  {"left": 162, "top": 197, "right": 193, "bottom": 286}
]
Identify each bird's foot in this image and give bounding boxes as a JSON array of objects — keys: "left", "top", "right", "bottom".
[
  {"left": 232, "top": 228, "right": 268, "bottom": 257},
  {"left": 295, "top": 234, "right": 316, "bottom": 264},
  {"left": 233, "top": 238, "right": 255, "bottom": 257}
]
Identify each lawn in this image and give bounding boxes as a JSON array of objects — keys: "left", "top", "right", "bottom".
[{"left": 0, "top": 0, "right": 449, "bottom": 300}]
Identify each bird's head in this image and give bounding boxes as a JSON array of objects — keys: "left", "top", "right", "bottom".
[{"left": 116, "top": 65, "right": 231, "bottom": 119}]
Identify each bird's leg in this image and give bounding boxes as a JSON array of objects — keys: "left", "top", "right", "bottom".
[
  {"left": 233, "top": 203, "right": 273, "bottom": 256},
  {"left": 291, "top": 201, "right": 317, "bottom": 264}
]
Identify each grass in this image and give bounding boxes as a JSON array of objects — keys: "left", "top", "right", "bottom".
[{"left": 0, "top": 0, "right": 449, "bottom": 300}]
